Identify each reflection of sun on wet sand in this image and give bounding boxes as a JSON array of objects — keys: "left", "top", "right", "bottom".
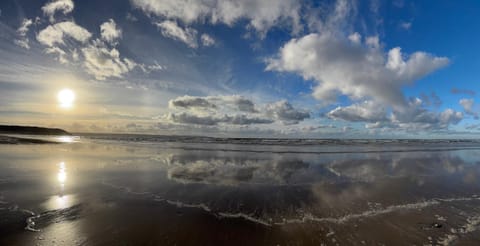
[{"left": 57, "top": 162, "right": 67, "bottom": 196}]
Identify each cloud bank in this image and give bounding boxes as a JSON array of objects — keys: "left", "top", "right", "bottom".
[{"left": 165, "top": 95, "right": 309, "bottom": 126}]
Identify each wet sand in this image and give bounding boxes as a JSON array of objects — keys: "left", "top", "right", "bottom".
[{"left": 1, "top": 136, "right": 480, "bottom": 245}]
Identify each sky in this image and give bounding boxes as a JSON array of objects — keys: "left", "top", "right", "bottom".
[{"left": 0, "top": 0, "right": 480, "bottom": 138}]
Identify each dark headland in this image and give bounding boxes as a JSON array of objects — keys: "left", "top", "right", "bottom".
[{"left": 0, "top": 125, "right": 71, "bottom": 136}]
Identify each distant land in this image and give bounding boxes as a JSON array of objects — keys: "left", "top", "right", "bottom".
[{"left": 0, "top": 125, "right": 71, "bottom": 135}]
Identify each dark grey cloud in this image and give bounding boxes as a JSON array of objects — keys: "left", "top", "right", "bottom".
[
  {"left": 229, "top": 97, "right": 257, "bottom": 113},
  {"left": 169, "top": 96, "right": 217, "bottom": 109},
  {"left": 227, "top": 115, "right": 273, "bottom": 125},
  {"left": 451, "top": 88, "right": 476, "bottom": 96},
  {"left": 329, "top": 99, "right": 463, "bottom": 132},
  {"left": 392, "top": 108, "right": 463, "bottom": 130},
  {"left": 386, "top": 100, "right": 463, "bottom": 131},
  {"left": 466, "top": 124, "right": 480, "bottom": 130},
  {"left": 168, "top": 112, "right": 221, "bottom": 125},
  {"left": 169, "top": 95, "right": 257, "bottom": 113},
  {"left": 265, "top": 100, "right": 310, "bottom": 124},
  {"left": 419, "top": 92, "right": 442, "bottom": 107},
  {"left": 167, "top": 112, "right": 273, "bottom": 126},
  {"left": 165, "top": 95, "right": 308, "bottom": 126}
]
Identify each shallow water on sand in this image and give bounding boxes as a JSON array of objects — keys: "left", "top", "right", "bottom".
[{"left": 1, "top": 136, "right": 480, "bottom": 245}]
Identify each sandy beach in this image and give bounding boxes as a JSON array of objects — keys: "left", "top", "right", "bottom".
[{"left": 0, "top": 135, "right": 479, "bottom": 245}]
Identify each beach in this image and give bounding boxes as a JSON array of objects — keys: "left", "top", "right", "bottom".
[{"left": 1, "top": 135, "right": 480, "bottom": 245}]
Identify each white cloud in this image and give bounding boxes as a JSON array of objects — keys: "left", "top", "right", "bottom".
[
  {"left": 459, "top": 98, "right": 478, "bottom": 119},
  {"left": 14, "top": 19, "right": 33, "bottom": 49},
  {"left": 306, "top": 0, "right": 355, "bottom": 34},
  {"left": 200, "top": 33, "right": 215, "bottom": 46},
  {"left": 348, "top": 32, "right": 361, "bottom": 44},
  {"left": 71, "top": 48, "right": 79, "bottom": 61},
  {"left": 155, "top": 20, "right": 198, "bottom": 48},
  {"left": 37, "top": 25, "right": 63, "bottom": 47},
  {"left": 266, "top": 32, "right": 449, "bottom": 109},
  {"left": 100, "top": 19, "right": 122, "bottom": 44},
  {"left": 126, "top": 13, "right": 138, "bottom": 22},
  {"left": 131, "top": 0, "right": 302, "bottom": 35},
  {"left": 37, "top": 21, "right": 92, "bottom": 47},
  {"left": 14, "top": 39, "right": 31, "bottom": 49},
  {"left": 17, "top": 19, "right": 32, "bottom": 36},
  {"left": 82, "top": 39, "right": 138, "bottom": 80},
  {"left": 41, "top": 0, "right": 74, "bottom": 23},
  {"left": 34, "top": 20, "right": 158, "bottom": 80},
  {"left": 44, "top": 46, "right": 68, "bottom": 64},
  {"left": 328, "top": 101, "right": 387, "bottom": 123},
  {"left": 400, "top": 21, "right": 412, "bottom": 30},
  {"left": 154, "top": 21, "right": 216, "bottom": 48},
  {"left": 138, "top": 62, "right": 164, "bottom": 73}
]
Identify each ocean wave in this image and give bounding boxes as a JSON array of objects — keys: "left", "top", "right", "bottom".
[
  {"left": 25, "top": 204, "right": 83, "bottom": 232},
  {"left": 83, "top": 134, "right": 480, "bottom": 147},
  {"left": 101, "top": 180, "right": 480, "bottom": 227}
]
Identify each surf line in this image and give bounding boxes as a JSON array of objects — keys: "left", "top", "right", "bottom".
[{"left": 101, "top": 180, "right": 480, "bottom": 227}]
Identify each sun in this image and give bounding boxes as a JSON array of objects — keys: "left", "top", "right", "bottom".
[{"left": 57, "top": 89, "right": 75, "bottom": 108}]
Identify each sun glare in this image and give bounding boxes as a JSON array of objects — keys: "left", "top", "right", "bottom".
[
  {"left": 57, "top": 162, "right": 67, "bottom": 184},
  {"left": 57, "top": 89, "right": 75, "bottom": 108}
]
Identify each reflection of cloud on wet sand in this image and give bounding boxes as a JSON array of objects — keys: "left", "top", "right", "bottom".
[
  {"left": 165, "top": 155, "right": 311, "bottom": 185},
  {"left": 154, "top": 150, "right": 480, "bottom": 222},
  {"left": 325, "top": 152, "right": 474, "bottom": 183},
  {"left": 163, "top": 150, "right": 480, "bottom": 188}
]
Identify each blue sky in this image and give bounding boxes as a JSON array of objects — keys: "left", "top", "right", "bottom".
[{"left": 0, "top": 0, "right": 479, "bottom": 138}]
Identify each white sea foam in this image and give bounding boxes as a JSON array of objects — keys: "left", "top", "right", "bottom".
[
  {"left": 217, "top": 212, "right": 271, "bottom": 226},
  {"left": 101, "top": 180, "right": 480, "bottom": 227},
  {"left": 437, "top": 215, "right": 480, "bottom": 245},
  {"left": 25, "top": 214, "right": 41, "bottom": 232},
  {"left": 164, "top": 199, "right": 212, "bottom": 213},
  {"left": 275, "top": 200, "right": 440, "bottom": 225},
  {"left": 23, "top": 205, "right": 82, "bottom": 232},
  {"left": 0, "top": 198, "right": 40, "bottom": 232}
]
